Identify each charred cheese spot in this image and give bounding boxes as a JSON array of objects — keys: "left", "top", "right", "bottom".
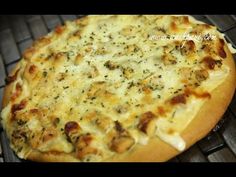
[
  {"left": 194, "top": 92, "right": 211, "bottom": 99},
  {"left": 185, "top": 89, "right": 211, "bottom": 99},
  {"left": 54, "top": 25, "right": 66, "bottom": 35},
  {"left": 114, "top": 121, "right": 125, "bottom": 132},
  {"left": 138, "top": 111, "right": 156, "bottom": 136},
  {"left": 11, "top": 100, "right": 27, "bottom": 114},
  {"left": 29, "top": 108, "right": 40, "bottom": 114},
  {"left": 184, "top": 88, "right": 211, "bottom": 99},
  {"left": 11, "top": 83, "right": 23, "bottom": 101},
  {"left": 202, "top": 56, "right": 217, "bottom": 70},
  {"left": 218, "top": 39, "right": 227, "bottom": 58},
  {"left": 170, "top": 22, "right": 177, "bottom": 31},
  {"left": 11, "top": 99, "right": 27, "bottom": 121},
  {"left": 182, "top": 16, "right": 189, "bottom": 24},
  {"left": 28, "top": 64, "right": 37, "bottom": 74},
  {"left": 5, "top": 69, "right": 20, "bottom": 85},
  {"left": 109, "top": 121, "right": 135, "bottom": 153},
  {"left": 64, "top": 121, "right": 81, "bottom": 143},
  {"left": 170, "top": 94, "right": 186, "bottom": 105},
  {"left": 65, "top": 121, "right": 80, "bottom": 136},
  {"left": 23, "top": 62, "right": 41, "bottom": 84}
]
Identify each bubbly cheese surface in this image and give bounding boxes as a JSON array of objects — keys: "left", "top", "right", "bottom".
[{"left": 0, "top": 15, "right": 230, "bottom": 161}]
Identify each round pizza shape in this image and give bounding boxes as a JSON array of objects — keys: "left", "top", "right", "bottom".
[{"left": 1, "top": 15, "right": 235, "bottom": 162}]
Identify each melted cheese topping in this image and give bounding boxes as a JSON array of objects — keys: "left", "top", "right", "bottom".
[{"left": 0, "top": 15, "right": 231, "bottom": 161}]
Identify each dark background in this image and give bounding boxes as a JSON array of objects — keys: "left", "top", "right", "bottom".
[{"left": 0, "top": 15, "right": 236, "bottom": 162}]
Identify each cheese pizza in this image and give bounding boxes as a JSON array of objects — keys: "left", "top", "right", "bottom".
[{"left": 1, "top": 15, "right": 235, "bottom": 162}]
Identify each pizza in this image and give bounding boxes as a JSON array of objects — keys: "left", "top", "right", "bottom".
[{"left": 1, "top": 15, "right": 235, "bottom": 162}]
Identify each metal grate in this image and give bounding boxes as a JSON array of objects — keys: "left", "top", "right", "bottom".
[{"left": 0, "top": 15, "right": 236, "bottom": 162}]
